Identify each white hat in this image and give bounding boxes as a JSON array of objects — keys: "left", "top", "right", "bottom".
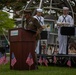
[
  {"left": 63, "top": 7, "right": 69, "bottom": 10},
  {"left": 37, "top": 8, "right": 43, "bottom": 12}
]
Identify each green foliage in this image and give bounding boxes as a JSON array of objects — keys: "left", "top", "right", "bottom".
[
  {"left": 0, "top": 11, "right": 15, "bottom": 33},
  {"left": 0, "top": 0, "right": 27, "bottom": 10},
  {"left": 10, "top": 2, "right": 25, "bottom": 11}
]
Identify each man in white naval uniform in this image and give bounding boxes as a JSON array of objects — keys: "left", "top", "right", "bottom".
[
  {"left": 57, "top": 7, "right": 74, "bottom": 54},
  {"left": 34, "top": 8, "right": 45, "bottom": 54}
]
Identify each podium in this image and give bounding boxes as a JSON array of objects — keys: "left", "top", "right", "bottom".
[{"left": 9, "top": 28, "right": 36, "bottom": 70}]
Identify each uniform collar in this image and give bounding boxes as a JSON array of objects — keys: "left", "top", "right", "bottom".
[
  {"left": 36, "top": 15, "right": 41, "bottom": 17},
  {"left": 63, "top": 14, "right": 68, "bottom": 17}
]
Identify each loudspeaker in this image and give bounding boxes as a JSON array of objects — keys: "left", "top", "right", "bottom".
[
  {"left": 40, "top": 31, "right": 47, "bottom": 39},
  {"left": 60, "top": 27, "right": 75, "bottom": 36}
]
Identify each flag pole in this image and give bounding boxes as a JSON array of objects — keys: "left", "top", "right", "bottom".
[
  {"left": 0, "top": 63, "right": 3, "bottom": 72},
  {"left": 2, "top": 28, "right": 10, "bottom": 45},
  {"left": 29, "top": 66, "right": 31, "bottom": 71},
  {"left": 11, "top": 60, "right": 15, "bottom": 70}
]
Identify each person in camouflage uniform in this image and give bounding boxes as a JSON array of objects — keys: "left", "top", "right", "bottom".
[
  {"left": 24, "top": 10, "right": 42, "bottom": 40},
  {"left": 24, "top": 10, "right": 42, "bottom": 69}
]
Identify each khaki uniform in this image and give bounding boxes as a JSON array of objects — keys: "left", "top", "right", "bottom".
[
  {"left": 25, "top": 17, "right": 42, "bottom": 40},
  {"left": 25, "top": 17, "right": 42, "bottom": 68}
]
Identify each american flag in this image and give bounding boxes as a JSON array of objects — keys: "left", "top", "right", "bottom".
[
  {"left": 3, "top": 53, "right": 8, "bottom": 65},
  {"left": 53, "top": 56, "right": 57, "bottom": 64},
  {"left": 26, "top": 53, "right": 34, "bottom": 66},
  {"left": 43, "top": 57, "right": 48, "bottom": 66},
  {"left": 11, "top": 52, "right": 17, "bottom": 67},
  {"left": 67, "top": 59, "right": 71, "bottom": 67},
  {"left": 38, "top": 56, "right": 43, "bottom": 65},
  {"left": 0, "top": 52, "right": 5, "bottom": 65}
]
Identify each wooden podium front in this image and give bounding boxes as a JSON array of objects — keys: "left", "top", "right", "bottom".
[{"left": 9, "top": 28, "right": 36, "bottom": 70}]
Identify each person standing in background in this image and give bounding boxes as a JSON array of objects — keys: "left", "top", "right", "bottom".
[
  {"left": 34, "top": 8, "right": 44, "bottom": 27},
  {"left": 34, "top": 8, "right": 45, "bottom": 54},
  {"left": 57, "top": 7, "right": 74, "bottom": 54}
]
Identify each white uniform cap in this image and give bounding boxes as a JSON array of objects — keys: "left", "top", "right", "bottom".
[
  {"left": 37, "top": 8, "right": 43, "bottom": 12},
  {"left": 63, "top": 7, "right": 69, "bottom": 10}
]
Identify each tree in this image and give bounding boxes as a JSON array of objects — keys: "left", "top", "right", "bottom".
[
  {"left": 0, "top": 0, "right": 27, "bottom": 18},
  {"left": 0, "top": 11, "right": 15, "bottom": 33},
  {"left": 0, "top": 0, "right": 27, "bottom": 10}
]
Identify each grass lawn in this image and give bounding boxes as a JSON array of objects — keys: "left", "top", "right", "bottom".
[{"left": 0, "top": 63, "right": 76, "bottom": 75}]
